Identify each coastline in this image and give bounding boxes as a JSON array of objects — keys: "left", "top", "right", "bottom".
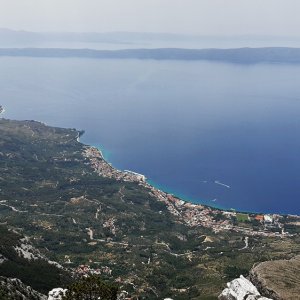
[
  {"left": 92, "top": 144, "right": 112, "bottom": 162},
  {"left": 90, "top": 144, "right": 279, "bottom": 216},
  {"left": 146, "top": 178, "right": 226, "bottom": 210},
  {"left": 83, "top": 142, "right": 299, "bottom": 237},
  {"left": 1, "top": 112, "right": 299, "bottom": 236},
  {"left": 91, "top": 144, "right": 226, "bottom": 211},
  {"left": 0, "top": 109, "right": 296, "bottom": 217}
]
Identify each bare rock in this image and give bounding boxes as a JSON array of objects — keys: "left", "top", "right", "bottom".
[
  {"left": 48, "top": 288, "right": 67, "bottom": 300},
  {"left": 250, "top": 255, "right": 300, "bottom": 300},
  {"left": 218, "top": 275, "right": 272, "bottom": 300},
  {"left": 0, "top": 276, "right": 47, "bottom": 300}
]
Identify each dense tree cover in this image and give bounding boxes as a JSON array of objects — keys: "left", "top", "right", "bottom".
[
  {"left": 225, "top": 266, "right": 249, "bottom": 280},
  {"left": 0, "top": 226, "right": 71, "bottom": 294},
  {"left": 62, "top": 276, "right": 118, "bottom": 300},
  {"left": 0, "top": 287, "right": 11, "bottom": 300}
]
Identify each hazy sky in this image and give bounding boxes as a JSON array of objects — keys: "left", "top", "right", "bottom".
[{"left": 1, "top": 0, "right": 300, "bottom": 36}]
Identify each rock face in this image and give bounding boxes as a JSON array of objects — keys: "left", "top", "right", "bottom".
[
  {"left": 250, "top": 255, "right": 300, "bottom": 300},
  {"left": 218, "top": 275, "right": 272, "bottom": 300},
  {"left": 0, "top": 225, "right": 70, "bottom": 297},
  {"left": 48, "top": 288, "right": 67, "bottom": 300},
  {"left": 0, "top": 276, "right": 47, "bottom": 300}
]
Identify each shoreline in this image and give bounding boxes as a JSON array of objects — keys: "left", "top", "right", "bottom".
[
  {"left": 0, "top": 110, "right": 297, "bottom": 217},
  {"left": 91, "top": 144, "right": 227, "bottom": 210},
  {"left": 90, "top": 144, "right": 291, "bottom": 217},
  {"left": 83, "top": 143, "right": 299, "bottom": 237},
  {"left": 1, "top": 113, "right": 299, "bottom": 235},
  {"left": 146, "top": 178, "right": 226, "bottom": 211}
]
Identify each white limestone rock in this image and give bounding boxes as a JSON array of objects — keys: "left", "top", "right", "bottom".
[
  {"left": 218, "top": 275, "right": 272, "bottom": 300},
  {"left": 0, "top": 254, "right": 7, "bottom": 264},
  {"left": 48, "top": 288, "right": 67, "bottom": 300}
]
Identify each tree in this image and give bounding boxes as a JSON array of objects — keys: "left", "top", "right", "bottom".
[{"left": 62, "top": 275, "right": 118, "bottom": 300}]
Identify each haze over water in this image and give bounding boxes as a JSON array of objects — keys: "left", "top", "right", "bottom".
[{"left": 1, "top": 56, "right": 300, "bottom": 214}]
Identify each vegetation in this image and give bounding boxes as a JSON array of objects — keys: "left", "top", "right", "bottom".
[
  {"left": 0, "top": 225, "right": 71, "bottom": 294},
  {"left": 0, "top": 118, "right": 299, "bottom": 299},
  {"left": 236, "top": 213, "right": 249, "bottom": 223},
  {"left": 0, "top": 287, "right": 11, "bottom": 300},
  {"left": 62, "top": 276, "right": 118, "bottom": 300}
]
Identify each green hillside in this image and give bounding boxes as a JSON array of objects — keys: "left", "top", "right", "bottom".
[{"left": 0, "top": 118, "right": 300, "bottom": 299}]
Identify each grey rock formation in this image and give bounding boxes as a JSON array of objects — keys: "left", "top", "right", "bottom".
[
  {"left": 250, "top": 255, "right": 300, "bottom": 300},
  {"left": 218, "top": 275, "right": 272, "bottom": 300},
  {"left": 0, "top": 276, "right": 47, "bottom": 300},
  {"left": 48, "top": 288, "right": 67, "bottom": 300}
]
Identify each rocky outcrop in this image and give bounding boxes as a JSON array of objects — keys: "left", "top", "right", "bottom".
[
  {"left": 218, "top": 275, "right": 272, "bottom": 300},
  {"left": 219, "top": 255, "right": 300, "bottom": 300},
  {"left": 250, "top": 256, "right": 300, "bottom": 300},
  {"left": 0, "top": 276, "right": 47, "bottom": 300},
  {"left": 48, "top": 288, "right": 67, "bottom": 300}
]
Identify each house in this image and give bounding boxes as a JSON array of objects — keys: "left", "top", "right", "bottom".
[{"left": 254, "top": 215, "right": 264, "bottom": 222}]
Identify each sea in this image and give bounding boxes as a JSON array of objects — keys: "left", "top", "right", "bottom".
[{"left": 1, "top": 55, "right": 300, "bottom": 215}]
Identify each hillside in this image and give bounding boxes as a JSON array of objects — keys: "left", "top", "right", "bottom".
[
  {"left": 0, "top": 117, "right": 300, "bottom": 299},
  {"left": 250, "top": 256, "right": 300, "bottom": 300},
  {"left": 0, "top": 225, "right": 70, "bottom": 298}
]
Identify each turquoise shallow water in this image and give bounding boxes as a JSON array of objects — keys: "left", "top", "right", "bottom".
[
  {"left": 92, "top": 144, "right": 113, "bottom": 162},
  {"left": 91, "top": 142, "right": 227, "bottom": 210},
  {"left": 1, "top": 57, "right": 300, "bottom": 214}
]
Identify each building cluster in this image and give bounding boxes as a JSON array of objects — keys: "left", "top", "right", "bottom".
[
  {"left": 74, "top": 264, "right": 112, "bottom": 277},
  {"left": 83, "top": 147, "right": 145, "bottom": 183},
  {"left": 147, "top": 185, "right": 290, "bottom": 237},
  {"left": 103, "top": 217, "right": 117, "bottom": 235}
]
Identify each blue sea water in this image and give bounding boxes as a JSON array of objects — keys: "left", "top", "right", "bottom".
[{"left": 1, "top": 57, "right": 300, "bottom": 214}]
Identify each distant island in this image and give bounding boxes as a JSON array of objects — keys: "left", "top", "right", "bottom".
[{"left": 2, "top": 47, "right": 300, "bottom": 64}]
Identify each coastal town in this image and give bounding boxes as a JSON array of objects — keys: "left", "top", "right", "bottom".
[
  {"left": 83, "top": 146, "right": 300, "bottom": 238},
  {"left": 83, "top": 146, "right": 147, "bottom": 183},
  {"left": 2, "top": 117, "right": 300, "bottom": 299}
]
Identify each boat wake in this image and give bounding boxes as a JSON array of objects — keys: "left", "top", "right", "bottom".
[{"left": 214, "top": 180, "right": 231, "bottom": 189}]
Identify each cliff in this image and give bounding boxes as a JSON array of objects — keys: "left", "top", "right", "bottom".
[
  {"left": 219, "top": 255, "right": 300, "bottom": 300},
  {"left": 250, "top": 256, "right": 300, "bottom": 300},
  {"left": 0, "top": 276, "right": 47, "bottom": 300}
]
